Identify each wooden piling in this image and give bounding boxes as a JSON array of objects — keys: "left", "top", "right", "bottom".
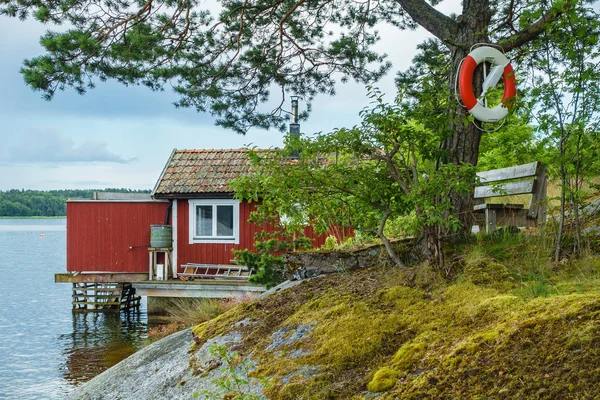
[{"left": 72, "top": 282, "right": 141, "bottom": 313}]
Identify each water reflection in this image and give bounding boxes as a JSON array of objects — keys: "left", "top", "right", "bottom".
[
  {"left": 0, "top": 219, "right": 156, "bottom": 399},
  {"left": 59, "top": 311, "right": 148, "bottom": 385}
]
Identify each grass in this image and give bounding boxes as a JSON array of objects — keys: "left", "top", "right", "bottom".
[
  {"left": 188, "top": 231, "right": 600, "bottom": 399},
  {"left": 147, "top": 296, "right": 252, "bottom": 342}
]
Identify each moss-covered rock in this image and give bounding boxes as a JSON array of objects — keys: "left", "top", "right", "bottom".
[
  {"left": 462, "top": 252, "right": 511, "bottom": 285},
  {"left": 72, "top": 239, "right": 600, "bottom": 400},
  {"left": 367, "top": 367, "right": 400, "bottom": 392}
]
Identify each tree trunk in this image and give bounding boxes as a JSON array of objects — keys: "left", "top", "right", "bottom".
[
  {"left": 377, "top": 210, "right": 406, "bottom": 268},
  {"left": 555, "top": 164, "right": 567, "bottom": 262},
  {"left": 439, "top": 0, "right": 491, "bottom": 237},
  {"left": 417, "top": 1, "right": 493, "bottom": 269}
]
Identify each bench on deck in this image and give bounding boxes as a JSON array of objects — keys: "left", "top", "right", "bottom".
[
  {"left": 473, "top": 161, "right": 547, "bottom": 233},
  {"left": 178, "top": 263, "right": 253, "bottom": 281}
]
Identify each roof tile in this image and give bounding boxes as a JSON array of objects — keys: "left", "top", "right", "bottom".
[{"left": 153, "top": 149, "right": 271, "bottom": 195}]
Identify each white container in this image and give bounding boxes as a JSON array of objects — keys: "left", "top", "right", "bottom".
[{"left": 156, "top": 264, "right": 165, "bottom": 280}]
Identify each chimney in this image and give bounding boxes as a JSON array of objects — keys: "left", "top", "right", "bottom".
[{"left": 290, "top": 96, "right": 300, "bottom": 159}]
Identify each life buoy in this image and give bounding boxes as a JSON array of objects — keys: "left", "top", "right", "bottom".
[{"left": 458, "top": 46, "right": 517, "bottom": 123}]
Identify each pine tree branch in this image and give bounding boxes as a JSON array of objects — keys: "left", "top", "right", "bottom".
[{"left": 393, "top": 0, "right": 459, "bottom": 45}]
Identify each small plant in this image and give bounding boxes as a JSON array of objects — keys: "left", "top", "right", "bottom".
[
  {"left": 147, "top": 298, "right": 251, "bottom": 343},
  {"left": 320, "top": 234, "right": 370, "bottom": 251},
  {"left": 193, "top": 345, "right": 268, "bottom": 400},
  {"left": 321, "top": 235, "right": 338, "bottom": 250},
  {"left": 147, "top": 321, "right": 187, "bottom": 343},
  {"left": 165, "top": 298, "right": 243, "bottom": 326},
  {"left": 515, "top": 272, "right": 559, "bottom": 299},
  {"left": 233, "top": 233, "right": 312, "bottom": 288}
]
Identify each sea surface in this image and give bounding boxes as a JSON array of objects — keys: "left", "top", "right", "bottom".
[{"left": 0, "top": 219, "right": 149, "bottom": 399}]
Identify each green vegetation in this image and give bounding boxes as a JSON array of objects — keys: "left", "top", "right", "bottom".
[
  {"left": 147, "top": 298, "right": 250, "bottom": 343},
  {"left": 3, "top": 1, "right": 599, "bottom": 394},
  {"left": 233, "top": 91, "right": 475, "bottom": 273},
  {"left": 233, "top": 235, "right": 313, "bottom": 289},
  {"left": 0, "top": 189, "right": 150, "bottom": 217},
  {"left": 524, "top": 8, "right": 600, "bottom": 261},
  {"left": 189, "top": 233, "right": 600, "bottom": 399},
  {"left": 229, "top": 4, "right": 600, "bottom": 284},
  {"left": 193, "top": 344, "right": 268, "bottom": 400}
]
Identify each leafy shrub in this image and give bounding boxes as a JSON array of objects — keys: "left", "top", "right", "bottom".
[{"left": 233, "top": 236, "right": 312, "bottom": 288}]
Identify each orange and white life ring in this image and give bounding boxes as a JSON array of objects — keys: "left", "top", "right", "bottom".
[{"left": 458, "top": 46, "right": 517, "bottom": 123}]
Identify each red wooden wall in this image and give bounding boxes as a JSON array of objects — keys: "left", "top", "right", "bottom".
[
  {"left": 175, "top": 200, "right": 331, "bottom": 270},
  {"left": 67, "top": 199, "right": 347, "bottom": 274},
  {"left": 67, "top": 201, "right": 169, "bottom": 272}
]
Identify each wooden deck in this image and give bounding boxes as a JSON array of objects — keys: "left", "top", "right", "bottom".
[
  {"left": 132, "top": 279, "right": 266, "bottom": 298},
  {"left": 56, "top": 271, "right": 266, "bottom": 300},
  {"left": 56, "top": 272, "right": 148, "bottom": 283}
]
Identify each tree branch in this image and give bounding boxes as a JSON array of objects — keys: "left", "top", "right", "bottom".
[
  {"left": 499, "top": 2, "right": 572, "bottom": 52},
  {"left": 376, "top": 209, "right": 406, "bottom": 268},
  {"left": 394, "top": 0, "right": 459, "bottom": 44}
]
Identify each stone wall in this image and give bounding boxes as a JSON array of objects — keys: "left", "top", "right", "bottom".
[{"left": 284, "top": 239, "right": 418, "bottom": 280}]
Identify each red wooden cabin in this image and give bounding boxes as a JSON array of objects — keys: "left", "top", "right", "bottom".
[
  {"left": 152, "top": 149, "right": 331, "bottom": 277},
  {"left": 66, "top": 149, "right": 333, "bottom": 277}
]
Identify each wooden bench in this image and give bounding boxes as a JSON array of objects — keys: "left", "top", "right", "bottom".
[
  {"left": 178, "top": 263, "right": 253, "bottom": 280},
  {"left": 473, "top": 161, "right": 547, "bottom": 233}
]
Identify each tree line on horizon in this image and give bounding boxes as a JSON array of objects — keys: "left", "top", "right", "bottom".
[{"left": 0, "top": 189, "right": 151, "bottom": 217}]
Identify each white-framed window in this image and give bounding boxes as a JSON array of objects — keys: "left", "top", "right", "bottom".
[{"left": 188, "top": 199, "right": 240, "bottom": 244}]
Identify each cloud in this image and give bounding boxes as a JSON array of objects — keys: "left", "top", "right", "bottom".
[{"left": 2, "top": 129, "right": 135, "bottom": 164}]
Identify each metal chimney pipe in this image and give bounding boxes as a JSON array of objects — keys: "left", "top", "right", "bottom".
[
  {"left": 291, "top": 96, "right": 299, "bottom": 124},
  {"left": 289, "top": 96, "right": 300, "bottom": 159}
]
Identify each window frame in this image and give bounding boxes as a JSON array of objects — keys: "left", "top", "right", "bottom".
[{"left": 188, "top": 199, "right": 240, "bottom": 244}]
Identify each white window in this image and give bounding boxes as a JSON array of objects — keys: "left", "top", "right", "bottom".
[{"left": 188, "top": 199, "right": 240, "bottom": 244}]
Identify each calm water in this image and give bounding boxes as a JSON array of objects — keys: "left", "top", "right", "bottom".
[{"left": 0, "top": 219, "right": 149, "bottom": 399}]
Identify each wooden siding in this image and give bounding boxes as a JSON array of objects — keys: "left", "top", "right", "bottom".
[
  {"left": 176, "top": 200, "right": 331, "bottom": 271},
  {"left": 67, "top": 201, "right": 170, "bottom": 272},
  {"left": 177, "top": 200, "right": 255, "bottom": 267},
  {"left": 67, "top": 199, "right": 346, "bottom": 274}
]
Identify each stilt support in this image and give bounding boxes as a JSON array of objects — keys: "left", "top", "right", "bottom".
[{"left": 72, "top": 282, "right": 141, "bottom": 313}]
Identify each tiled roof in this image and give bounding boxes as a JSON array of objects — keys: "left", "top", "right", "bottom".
[{"left": 152, "top": 149, "right": 270, "bottom": 196}]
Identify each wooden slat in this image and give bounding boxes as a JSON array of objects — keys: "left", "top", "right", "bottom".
[
  {"left": 477, "top": 161, "right": 539, "bottom": 183},
  {"left": 186, "top": 262, "right": 247, "bottom": 269},
  {"left": 93, "top": 192, "right": 154, "bottom": 201},
  {"left": 179, "top": 262, "right": 252, "bottom": 280},
  {"left": 473, "top": 161, "right": 547, "bottom": 233},
  {"left": 72, "top": 290, "right": 120, "bottom": 295},
  {"left": 474, "top": 180, "right": 535, "bottom": 199},
  {"left": 473, "top": 203, "right": 524, "bottom": 211},
  {"left": 56, "top": 272, "right": 148, "bottom": 283},
  {"left": 184, "top": 263, "right": 249, "bottom": 272},
  {"left": 528, "top": 164, "right": 547, "bottom": 219},
  {"left": 72, "top": 294, "right": 121, "bottom": 299}
]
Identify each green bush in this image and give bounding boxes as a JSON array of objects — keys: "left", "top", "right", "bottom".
[{"left": 233, "top": 236, "right": 312, "bottom": 288}]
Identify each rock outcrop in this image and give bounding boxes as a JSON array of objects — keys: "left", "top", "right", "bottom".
[
  {"left": 68, "top": 329, "right": 264, "bottom": 400},
  {"left": 69, "top": 243, "right": 600, "bottom": 400}
]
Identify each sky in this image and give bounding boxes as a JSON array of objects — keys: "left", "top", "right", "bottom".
[{"left": 0, "top": 1, "right": 460, "bottom": 191}]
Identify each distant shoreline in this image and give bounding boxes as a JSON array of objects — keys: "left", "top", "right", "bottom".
[{"left": 0, "top": 216, "right": 66, "bottom": 219}]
